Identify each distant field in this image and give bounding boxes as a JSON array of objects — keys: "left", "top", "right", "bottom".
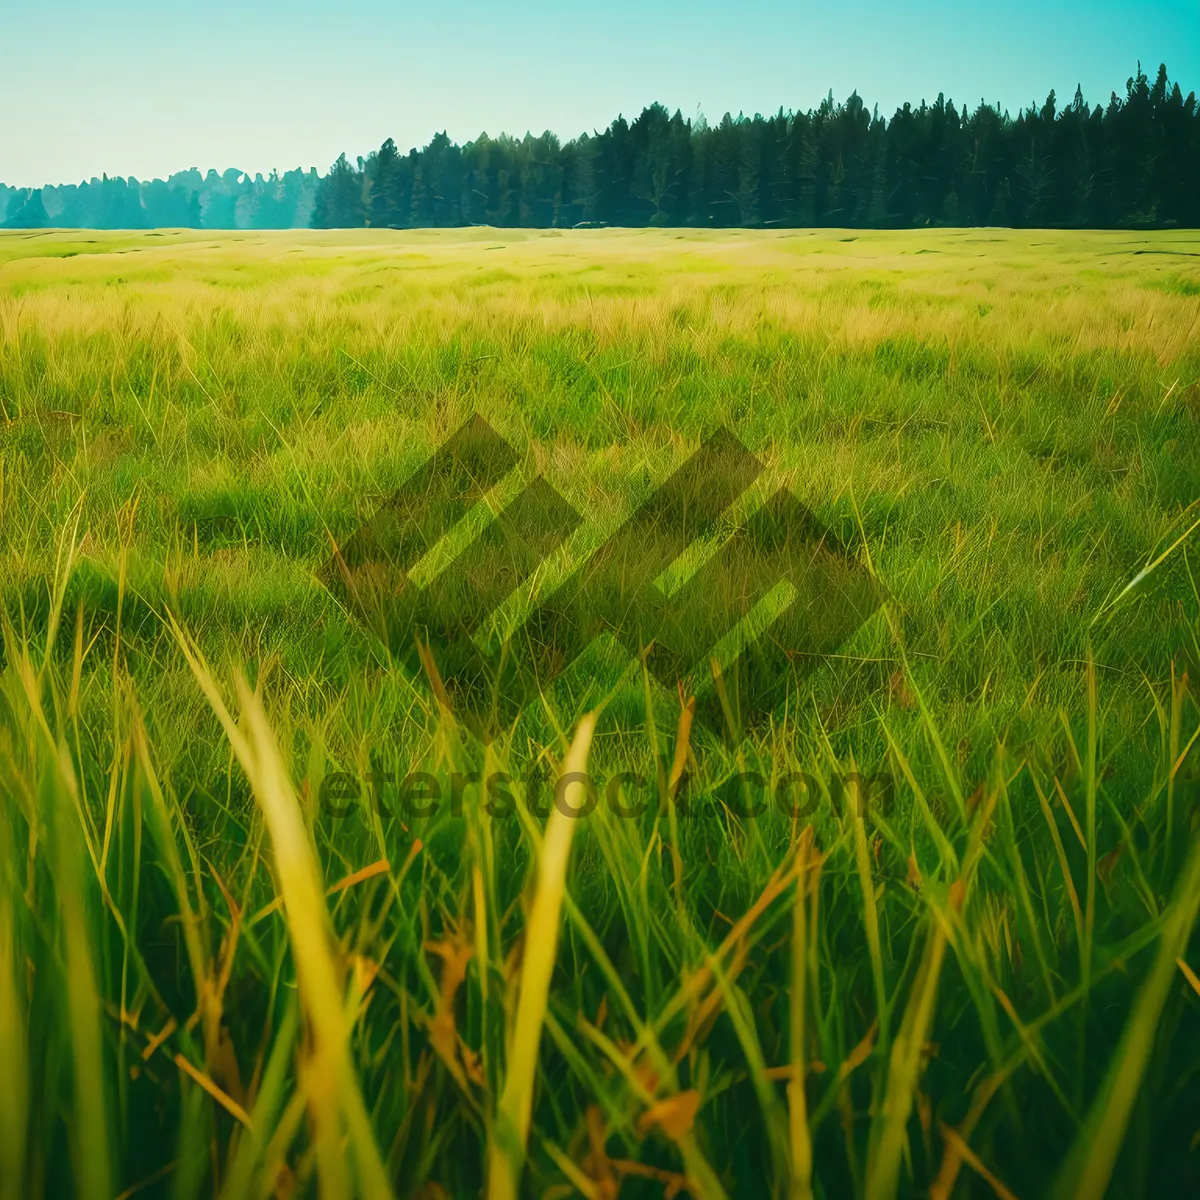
[{"left": 1, "top": 227, "right": 1199, "bottom": 1199}]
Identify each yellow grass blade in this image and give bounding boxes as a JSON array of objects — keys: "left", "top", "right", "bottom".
[
  {"left": 1178, "top": 957, "right": 1200, "bottom": 999},
  {"left": 327, "top": 857, "right": 391, "bottom": 897},
  {"left": 788, "top": 829, "right": 815, "bottom": 1200},
  {"left": 169, "top": 614, "right": 393, "bottom": 1200},
  {"left": 864, "top": 882, "right": 960, "bottom": 1200},
  {"left": 541, "top": 1138, "right": 602, "bottom": 1199},
  {"left": 249, "top": 857, "right": 391, "bottom": 926},
  {"left": 174, "top": 1053, "right": 254, "bottom": 1130},
  {"left": 238, "top": 679, "right": 393, "bottom": 1200},
  {"left": 938, "top": 1124, "right": 1019, "bottom": 1200},
  {"left": 488, "top": 711, "right": 597, "bottom": 1200},
  {"left": 142, "top": 1016, "right": 178, "bottom": 1060}
]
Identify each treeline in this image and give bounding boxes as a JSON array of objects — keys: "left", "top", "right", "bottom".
[
  {"left": 0, "top": 167, "right": 320, "bottom": 231},
  {"left": 314, "top": 64, "right": 1198, "bottom": 229},
  {"left": 3, "top": 64, "right": 1197, "bottom": 231}
]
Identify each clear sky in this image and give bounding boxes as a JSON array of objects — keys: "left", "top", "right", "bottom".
[{"left": 3, "top": 1, "right": 1198, "bottom": 187}]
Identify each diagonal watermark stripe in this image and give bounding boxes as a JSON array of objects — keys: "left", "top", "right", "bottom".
[
  {"left": 516, "top": 427, "right": 762, "bottom": 691},
  {"left": 321, "top": 414, "right": 518, "bottom": 645},
  {"left": 324, "top": 417, "right": 882, "bottom": 745}
]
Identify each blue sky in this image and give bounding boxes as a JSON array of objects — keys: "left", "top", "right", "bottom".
[{"left": 3, "top": 1, "right": 1197, "bottom": 186}]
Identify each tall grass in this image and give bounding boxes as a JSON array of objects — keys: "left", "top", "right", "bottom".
[{"left": 0, "top": 227, "right": 1198, "bottom": 1197}]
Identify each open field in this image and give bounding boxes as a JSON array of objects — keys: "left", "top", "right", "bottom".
[{"left": 1, "top": 226, "right": 1199, "bottom": 1198}]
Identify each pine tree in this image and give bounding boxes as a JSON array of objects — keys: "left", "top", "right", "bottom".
[
  {"left": 311, "top": 154, "right": 364, "bottom": 228},
  {"left": 369, "top": 138, "right": 405, "bottom": 228}
]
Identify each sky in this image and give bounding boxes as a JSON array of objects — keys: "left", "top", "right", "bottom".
[{"left": 3, "top": 0, "right": 1198, "bottom": 187}]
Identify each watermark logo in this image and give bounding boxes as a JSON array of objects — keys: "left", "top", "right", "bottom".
[
  {"left": 318, "top": 763, "right": 896, "bottom": 824},
  {"left": 322, "top": 416, "right": 882, "bottom": 742}
]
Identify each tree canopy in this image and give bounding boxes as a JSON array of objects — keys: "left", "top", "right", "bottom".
[
  {"left": 3, "top": 64, "right": 1196, "bottom": 230},
  {"left": 0, "top": 167, "right": 319, "bottom": 231}
]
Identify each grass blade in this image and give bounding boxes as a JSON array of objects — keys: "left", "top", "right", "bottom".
[
  {"left": 488, "top": 711, "right": 597, "bottom": 1200},
  {"left": 1053, "top": 832, "right": 1200, "bottom": 1200}
]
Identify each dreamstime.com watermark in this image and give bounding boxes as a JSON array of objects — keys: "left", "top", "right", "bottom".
[
  {"left": 321, "top": 416, "right": 883, "bottom": 745},
  {"left": 317, "top": 764, "right": 897, "bottom": 822}
]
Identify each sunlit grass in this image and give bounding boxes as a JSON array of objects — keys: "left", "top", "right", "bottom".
[{"left": 0, "top": 226, "right": 1199, "bottom": 1197}]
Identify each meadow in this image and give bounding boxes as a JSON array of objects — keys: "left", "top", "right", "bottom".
[{"left": 0, "top": 225, "right": 1199, "bottom": 1200}]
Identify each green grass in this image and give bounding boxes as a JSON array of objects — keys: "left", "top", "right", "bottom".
[{"left": 1, "top": 226, "right": 1199, "bottom": 1199}]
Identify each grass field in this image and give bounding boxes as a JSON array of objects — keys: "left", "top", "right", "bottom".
[{"left": 1, "top": 225, "right": 1199, "bottom": 1200}]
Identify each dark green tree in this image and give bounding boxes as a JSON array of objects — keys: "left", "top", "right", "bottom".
[{"left": 311, "top": 154, "right": 364, "bottom": 228}]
